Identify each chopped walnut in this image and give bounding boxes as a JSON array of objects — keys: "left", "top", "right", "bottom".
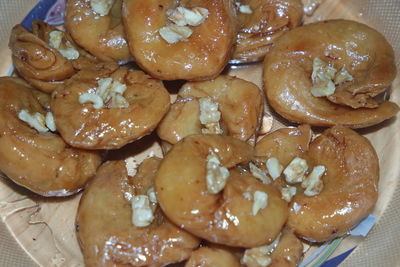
[
  {"left": 167, "top": 6, "right": 209, "bottom": 27},
  {"left": 58, "top": 48, "right": 79, "bottom": 60},
  {"left": 281, "top": 186, "right": 297, "bottom": 202},
  {"left": 49, "top": 31, "right": 79, "bottom": 60},
  {"left": 45, "top": 112, "right": 56, "bottom": 132},
  {"left": 235, "top": 2, "right": 253, "bottom": 14},
  {"left": 302, "top": 165, "right": 325, "bottom": 196},
  {"left": 199, "top": 98, "right": 223, "bottom": 134},
  {"left": 160, "top": 6, "right": 209, "bottom": 43},
  {"left": 239, "top": 5, "right": 252, "bottom": 14},
  {"left": 147, "top": 187, "right": 158, "bottom": 204},
  {"left": 49, "top": 31, "right": 62, "bottom": 49},
  {"left": 79, "top": 93, "right": 104, "bottom": 109},
  {"left": 206, "top": 152, "right": 230, "bottom": 194},
  {"left": 90, "top": 0, "right": 114, "bottom": 16},
  {"left": 283, "top": 157, "right": 308, "bottom": 184},
  {"left": 79, "top": 78, "right": 128, "bottom": 109},
  {"left": 18, "top": 109, "right": 56, "bottom": 133},
  {"left": 266, "top": 157, "right": 283, "bottom": 180},
  {"left": 159, "top": 25, "right": 193, "bottom": 44},
  {"left": 334, "top": 66, "right": 354, "bottom": 85},
  {"left": 249, "top": 163, "right": 271, "bottom": 184},
  {"left": 252, "top": 191, "right": 268, "bottom": 216},
  {"left": 243, "top": 191, "right": 252, "bottom": 200},
  {"left": 241, "top": 233, "right": 281, "bottom": 267},
  {"left": 311, "top": 57, "right": 337, "bottom": 97},
  {"left": 131, "top": 195, "right": 154, "bottom": 227},
  {"left": 311, "top": 57, "right": 354, "bottom": 98},
  {"left": 258, "top": 114, "right": 273, "bottom": 135}
]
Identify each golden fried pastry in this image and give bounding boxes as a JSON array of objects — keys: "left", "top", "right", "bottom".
[
  {"left": 288, "top": 126, "right": 379, "bottom": 242},
  {"left": 241, "top": 228, "right": 303, "bottom": 267},
  {"left": 157, "top": 75, "right": 264, "bottom": 151},
  {"left": 9, "top": 20, "right": 98, "bottom": 93},
  {"left": 185, "top": 247, "right": 241, "bottom": 267},
  {"left": 156, "top": 135, "right": 288, "bottom": 248},
  {"left": 232, "top": 0, "right": 303, "bottom": 63},
  {"left": 122, "top": 0, "right": 237, "bottom": 80},
  {"left": 264, "top": 19, "right": 399, "bottom": 128},
  {"left": 77, "top": 158, "right": 200, "bottom": 266},
  {"left": 0, "top": 77, "right": 101, "bottom": 196},
  {"left": 65, "top": 0, "right": 131, "bottom": 63},
  {"left": 255, "top": 124, "right": 312, "bottom": 167},
  {"left": 269, "top": 229, "right": 303, "bottom": 267},
  {"left": 51, "top": 64, "right": 170, "bottom": 150},
  {"left": 255, "top": 125, "right": 379, "bottom": 242}
]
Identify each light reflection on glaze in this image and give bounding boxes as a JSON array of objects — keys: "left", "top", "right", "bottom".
[
  {"left": 123, "top": 0, "right": 237, "bottom": 80},
  {"left": 156, "top": 135, "right": 288, "bottom": 247},
  {"left": 225, "top": 211, "right": 240, "bottom": 226},
  {"left": 65, "top": 0, "right": 131, "bottom": 62},
  {"left": 77, "top": 160, "right": 200, "bottom": 266},
  {"left": 158, "top": 76, "right": 263, "bottom": 147},
  {"left": 232, "top": 0, "right": 303, "bottom": 62},
  {"left": 0, "top": 78, "right": 102, "bottom": 196},
  {"left": 286, "top": 126, "right": 379, "bottom": 242},
  {"left": 51, "top": 67, "right": 170, "bottom": 149}
]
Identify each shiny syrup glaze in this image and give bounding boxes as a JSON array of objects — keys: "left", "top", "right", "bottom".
[
  {"left": 190, "top": 228, "right": 303, "bottom": 267},
  {"left": 157, "top": 75, "right": 263, "bottom": 146},
  {"left": 122, "top": 0, "right": 237, "bottom": 80},
  {"left": 156, "top": 135, "right": 288, "bottom": 248},
  {"left": 232, "top": 0, "right": 303, "bottom": 63},
  {"left": 0, "top": 77, "right": 101, "bottom": 196},
  {"left": 263, "top": 19, "right": 399, "bottom": 128},
  {"left": 77, "top": 159, "right": 200, "bottom": 267},
  {"left": 65, "top": 0, "right": 131, "bottom": 62},
  {"left": 287, "top": 126, "right": 379, "bottom": 242},
  {"left": 185, "top": 246, "right": 241, "bottom": 267},
  {"left": 255, "top": 124, "right": 378, "bottom": 242},
  {"left": 51, "top": 64, "right": 170, "bottom": 150},
  {"left": 10, "top": 20, "right": 101, "bottom": 93},
  {"left": 9, "top": 23, "right": 75, "bottom": 92}
]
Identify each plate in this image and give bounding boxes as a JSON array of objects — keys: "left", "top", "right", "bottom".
[{"left": 0, "top": 0, "right": 399, "bottom": 266}]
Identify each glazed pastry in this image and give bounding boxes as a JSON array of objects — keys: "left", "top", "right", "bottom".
[
  {"left": 231, "top": 0, "right": 303, "bottom": 63},
  {"left": 156, "top": 135, "right": 288, "bottom": 247},
  {"left": 122, "top": 0, "right": 237, "bottom": 80},
  {"left": 241, "top": 228, "right": 303, "bottom": 267},
  {"left": 157, "top": 75, "right": 263, "bottom": 152},
  {"left": 254, "top": 125, "right": 379, "bottom": 242},
  {"left": 77, "top": 158, "right": 200, "bottom": 266},
  {"left": 51, "top": 64, "right": 170, "bottom": 150},
  {"left": 185, "top": 246, "right": 241, "bottom": 267},
  {"left": 263, "top": 19, "right": 399, "bottom": 128},
  {"left": 9, "top": 20, "right": 98, "bottom": 93},
  {"left": 0, "top": 77, "right": 101, "bottom": 196},
  {"left": 65, "top": 0, "right": 131, "bottom": 63}
]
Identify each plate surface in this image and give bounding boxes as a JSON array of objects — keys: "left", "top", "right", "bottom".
[{"left": 0, "top": 0, "right": 399, "bottom": 266}]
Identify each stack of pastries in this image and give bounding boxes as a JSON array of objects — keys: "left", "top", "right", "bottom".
[{"left": 1, "top": 0, "right": 398, "bottom": 266}]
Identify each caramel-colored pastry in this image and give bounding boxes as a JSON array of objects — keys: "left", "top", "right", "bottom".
[
  {"left": 185, "top": 246, "right": 241, "bottom": 267},
  {"left": 77, "top": 158, "right": 200, "bottom": 266},
  {"left": 263, "top": 20, "right": 399, "bottom": 128},
  {"left": 65, "top": 0, "right": 131, "bottom": 63},
  {"left": 157, "top": 75, "right": 263, "bottom": 152},
  {"left": 9, "top": 20, "right": 98, "bottom": 93},
  {"left": 122, "top": 0, "right": 237, "bottom": 80},
  {"left": 255, "top": 125, "right": 379, "bottom": 242},
  {"left": 51, "top": 64, "right": 170, "bottom": 150},
  {"left": 156, "top": 135, "right": 287, "bottom": 248},
  {"left": 232, "top": 0, "right": 303, "bottom": 63},
  {"left": 0, "top": 77, "right": 101, "bottom": 196}
]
